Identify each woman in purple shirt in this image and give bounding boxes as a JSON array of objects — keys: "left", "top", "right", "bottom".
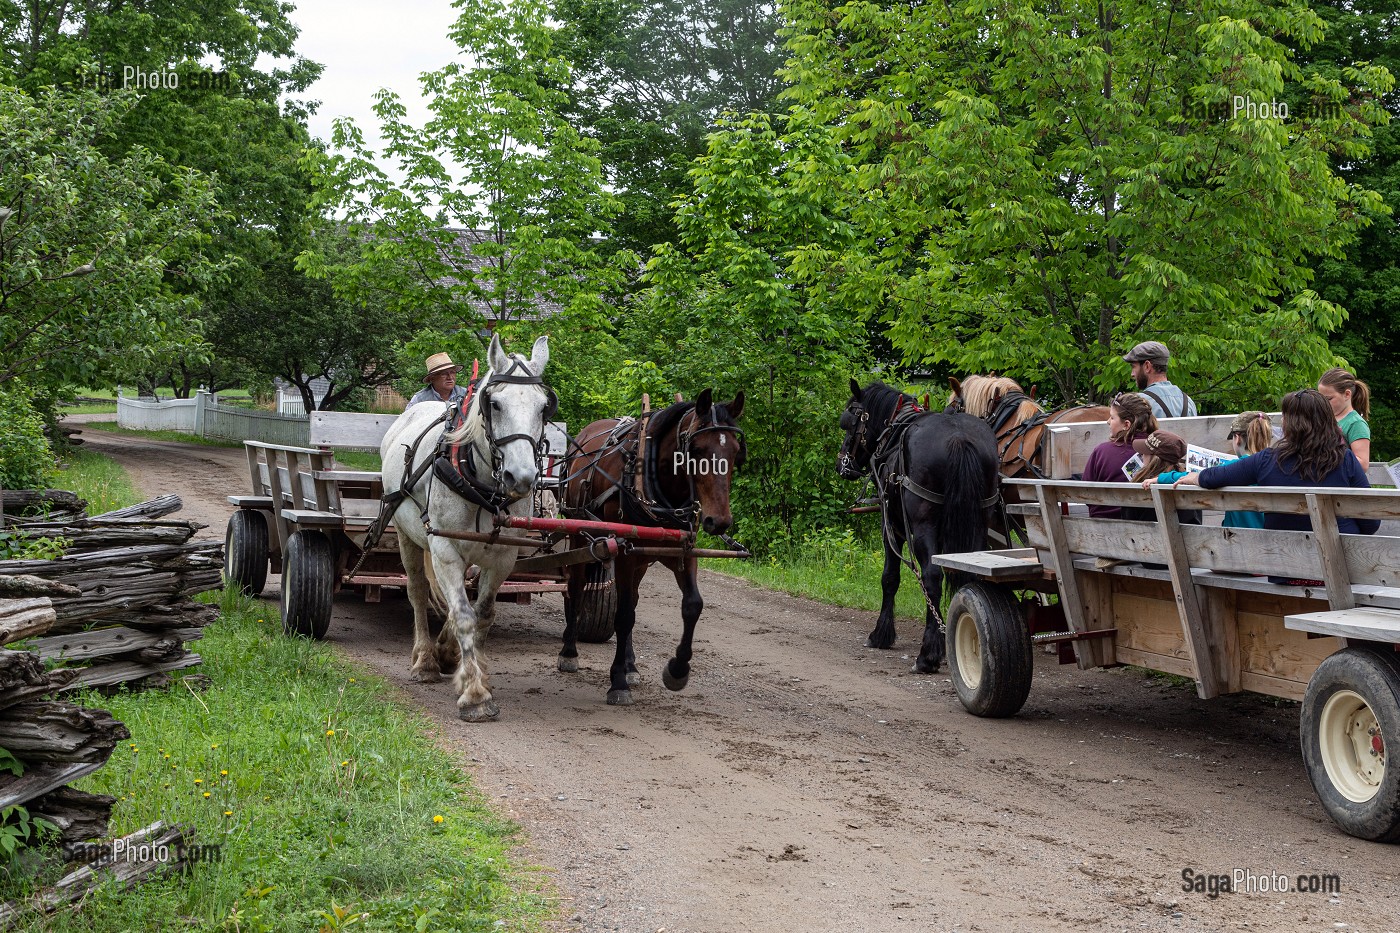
[
  {"left": 1082, "top": 392, "right": 1157, "bottom": 518},
  {"left": 1173, "top": 389, "right": 1378, "bottom": 537}
]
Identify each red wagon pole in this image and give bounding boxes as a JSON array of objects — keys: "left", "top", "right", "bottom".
[{"left": 495, "top": 514, "right": 692, "bottom": 543}]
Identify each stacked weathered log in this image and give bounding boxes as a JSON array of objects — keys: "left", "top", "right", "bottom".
[{"left": 0, "top": 492, "right": 221, "bottom": 868}]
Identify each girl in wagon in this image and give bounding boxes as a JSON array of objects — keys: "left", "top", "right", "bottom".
[{"left": 1143, "top": 411, "right": 1274, "bottom": 529}]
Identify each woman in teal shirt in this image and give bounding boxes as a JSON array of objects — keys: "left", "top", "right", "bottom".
[
  {"left": 1144, "top": 411, "right": 1273, "bottom": 529},
  {"left": 1318, "top": 366, "right": 1371, "bottom": 470}
]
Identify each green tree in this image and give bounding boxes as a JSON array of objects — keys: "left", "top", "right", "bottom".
[
  {"left": 1299, "top": 0, "right": 1400, "bottom": 456},
  {"left": 780, "top": 0, "right": 1392, "bottom": 409},
  {"left": 639, "top": 111, "right": 869, "bottom": 545},
  {"left": 5, "top": 0, "right": 325, "bottom": 400},
  {"left": 0, "top": 86, "right": 220, "bottom": 393},
  {"left": 551, "top": 0, "right": 787, "bottom": 255},
  {"left": 301, "top": 0, "right": 635, "bottom": 342}
]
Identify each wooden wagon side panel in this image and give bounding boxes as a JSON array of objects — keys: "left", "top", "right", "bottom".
[{"left": 1235, "top": 592, "right": 1343, "bottom": 700}]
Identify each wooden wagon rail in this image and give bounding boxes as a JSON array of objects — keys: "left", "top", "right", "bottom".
[{"left": 966, "top": 479, "right": 1400, "bottom": 702}]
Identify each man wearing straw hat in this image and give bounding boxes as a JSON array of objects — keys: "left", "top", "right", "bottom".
[{"left": 407, "top": 352, "right": 469, "bottom": 407}]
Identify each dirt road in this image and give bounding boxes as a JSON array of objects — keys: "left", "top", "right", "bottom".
[{"left": 74, "top": 422, "right": 1399, "bottom": 933}]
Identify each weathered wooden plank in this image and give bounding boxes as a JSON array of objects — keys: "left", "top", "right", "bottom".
[
  {"left": 1076, "top": 571, "right": 1117, "bottom": 666},
  {"left": 1203, "top": 588, "right": 1243, "bottom": 694},
  {"left": 0, "top": 576, "right": 80, "bottom": 600},
  {"left": 1236, "top": 607, "right": 1340, "bottom": 688},
  {"left": 1305, "top": 494, "right": 1355, "bottom": 610},
  {"left": 61, "top": 654, "right": 202, "bottom": 690},
  {"left": 1034, "top": 484, "right": 1096, "bottom": 669},
  {"left": 29, "top": 786, "right": 116, "bottom": 845},
  {"left": 313, "top": 470, "right": 383, "bottom": 483},
  {"left": 1114, "top": 646, "right": 1198, "bottom": 680},
  {"left": 1151, "top": 485, "right": 1220, "bottom": 699},
  {"left": 0, "top": 490, "right": 87, "bottom": 517},
  {"left": 0, "top": 701, "right": 130, "bottom": 762},
  {"left": 0, "top": 597, "right": 56, "bottom": 644},
  {"left": 1284, "top": 607, "right": 1400, "bottom": 641},
  {"left": 0, "top": 821, "right": 190, "bottom": 928},
  {"left": 1060, "top": 517, "right": 1168, "bottom": 563},
  {"left": 311, "top": 411, "right": 399, "bottom": 450},
  {"left": 87, "top": 495, "right": 181, "bottom": 522},
  {"left": 32, "top": 625, "right": 204, "bottom": 663},
  {"left": 0, "top": 761, "right": 103, "bottom": 810},
  {"left": 926, "top": 548, "right": 1044, "bottom": 578}
]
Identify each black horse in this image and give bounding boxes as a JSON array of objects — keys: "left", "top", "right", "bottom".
[{"left": 837, "top": 378, "right": 1001, "bottom": 672}]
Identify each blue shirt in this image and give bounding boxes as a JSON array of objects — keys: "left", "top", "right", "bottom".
[
  {"left": 1139, "top": 381, "right": 1198, "bottom": 419},
  {"left": 408, "top": 384, "right": 468, "bottom": 407},
  {"left": 1197, "top": 447, "right": 1379, "bottom": 535}
]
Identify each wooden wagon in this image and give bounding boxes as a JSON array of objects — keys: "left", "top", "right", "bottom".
[
  {"left": 929, "top": 414, "right": 1400, "bottom": 842},
  {"left": 220, "top": 411, "right": 621, "bottom": 642}
]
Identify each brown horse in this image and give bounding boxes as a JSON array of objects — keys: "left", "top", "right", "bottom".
[
  {"left": 948, "top": 374, "right": 1107, "bottom": 478},
  {"left": 558, "top": 389, "right": 745, "bottom": 705}
]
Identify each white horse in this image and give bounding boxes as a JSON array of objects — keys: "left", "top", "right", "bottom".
[{"left": 380, "top": 334, "right": 554, "bottom": 722}]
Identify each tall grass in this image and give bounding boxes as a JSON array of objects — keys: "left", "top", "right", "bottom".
[
  {"left": 7, "top": 590, "right": 552, "bottom": 931},
  {"left": 704, "top": 527, "right": 943, "bottom": 621},
  {"left": 54, "top": 448, "right": 144, "bottom": 513}
]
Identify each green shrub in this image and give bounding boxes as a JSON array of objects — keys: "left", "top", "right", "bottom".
[{"left": 0, "top": 384, "right": 55, "bottom": 490}]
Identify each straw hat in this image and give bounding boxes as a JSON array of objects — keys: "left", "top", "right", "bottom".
[{"left": 424, "top": 352, "right": 463, "bottom": 382}]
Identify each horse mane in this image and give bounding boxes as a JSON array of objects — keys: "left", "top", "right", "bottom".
[
  {"left": 859, "top": 381, "right": 915, "bottom": 433},
  {"left": 956, "top": 374, "right": 1042, "bottom": 423},
  {"left": 441, "top": 374, "right": 490, "bottom": 448}
]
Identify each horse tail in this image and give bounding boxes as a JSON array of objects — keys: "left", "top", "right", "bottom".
[
  {"left": 422, "top": 552, "right": 448, "bottom": 614},
  {"left": 936, "top": 432, "right": 996, "bottom": 590}
]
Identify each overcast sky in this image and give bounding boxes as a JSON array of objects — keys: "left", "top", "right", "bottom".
[{"left": 288, "top": 0, "right": 463, "bottom": 157}]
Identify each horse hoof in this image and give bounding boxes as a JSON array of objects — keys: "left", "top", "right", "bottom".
[
  {"left": 606, "top": 689, "right": 634, "bottom": 706},
  {"left": 558, "top": 656, "right": 579, "bottom": 674},
  {"left": 866, "top": 635, "right": 894, "bottom": 650},
  {"left": 411, "top": 665, "right": 441, "bottom": 683},
  {"left": 625, "top": 671, "right": 641, "bottom": 686},
  {"left": 912, "top": 659, "right": 940, "bottom": 675},
  {"left": 459, "top": 699, "right": 500, "bottom": 722},
  {"left": 661, "top": 665, "right": 689, "bottom": 692}
]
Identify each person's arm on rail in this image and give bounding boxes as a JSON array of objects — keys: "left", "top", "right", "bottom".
[{"left": 1175, "top": 451, "right": 1264, "bottom": 489}]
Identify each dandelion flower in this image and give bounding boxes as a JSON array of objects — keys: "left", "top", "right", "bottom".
[
  {"left": 164, "top": 754, "right": 171, "bottom": 760},
  {"left": 433, "top": 815, "right": 444, "bottom": 824},
  {"left": 349, "top": 678, "right": 356, "bottom": 684},
  {"left": 326, "top": 729, "right": 335, "bottom": 737},
  {"left": 340, "top": 760, "right": 349, "bottom": 767},
  {"left": 224, "top": 810, "right": 232, "bottom": 817},
  {"left": 220, "top": 770, "right": 228, "bottom": 776},
  {"left": 194, "top": 779, "right": 203, "bottom": 785},
  {"left": 211, "top": 744, "right": 219, "bottom": 749},
  {"left": 203, "top": 792, "right": 211, "bottom": 799}
]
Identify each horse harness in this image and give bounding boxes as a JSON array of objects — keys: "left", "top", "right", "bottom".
[
  {"left": 980, "top": 393, "right": 1102, "bottom": 479},
  {"left": 855, "top": 395, "right": 1002, "bottom": 621},
  {"left": 353, "top": 361, "right": 557, "bottom": 573},
  {"left": 564, "top": 403, "right": 746, "bottom": 535}
]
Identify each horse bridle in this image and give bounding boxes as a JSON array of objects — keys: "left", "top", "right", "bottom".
[
  {"left": 671, "top": 408, "right": 746, "bottom": 523},
  {"left": 468, "top": 357, "right": 559, "bottom": 495}
]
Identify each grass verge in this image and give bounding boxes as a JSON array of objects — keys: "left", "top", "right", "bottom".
[
  {"left": 74, "top": 422, "right": 244, "bottom": 449},
  {"left": 54, "top": 448, "right": 145, "bottom": 514},
  {"left": 333, "top": 450, "right": 383, "bottom": 472},
  {"left": 7, "top": 588, "right": 552, "bottom": 931},
  {"left": 702, "top": 527, "right": 938, "bottom": 622}
]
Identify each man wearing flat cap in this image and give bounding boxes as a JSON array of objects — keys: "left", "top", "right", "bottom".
[
  {"left": 408, "top": 352, "right": 469, "bottom": 407},
  {"left": 1123, "top": 341, "right": 1197, "bottom": 419}
]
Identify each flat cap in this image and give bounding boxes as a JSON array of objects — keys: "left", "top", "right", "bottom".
[{"left": 1123, "top": 340, "right": 1171, "bottom": 364}]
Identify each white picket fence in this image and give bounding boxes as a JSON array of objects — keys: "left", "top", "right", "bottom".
[{"left": 117, "top": 390, "right": 309, "bottom": 446}]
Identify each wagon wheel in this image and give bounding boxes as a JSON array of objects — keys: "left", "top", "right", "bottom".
[
  {"left": 281, "top": 530, "right": 335, "bottom": 639},
  {"left": 572, "top": 560, "right": 618, "bottom": 643},
  {"left": 224, "top": 510, "right": 269, "bottom": 596},
  {"left": 945, "top": 582, "right": 1034, "bottom": 718},
  {"left": 1301, "top": 647, "right": 1400, "bottom": 841}
]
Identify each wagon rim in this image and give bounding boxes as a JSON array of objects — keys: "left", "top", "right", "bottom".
[
  {"left": 954, "top": 609, "right": 982, "bottom": 690},
  {"left": 1319, "top": 689, "right": 1386, "bottom": 803}
]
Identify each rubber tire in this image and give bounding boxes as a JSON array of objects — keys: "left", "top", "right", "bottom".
[
  {"left": 945, "top": 582, "right": 1033, "bottom": 718},
  {"left": 281, "top": 530, "right": 335, "bottom": 639},
  {"left": 1301, "top": 647, "right": 1400, "bottom": 841},
  {"left": 573, "top": 560, "right": 618, "bottom": 643},
  {"left": 224, "top": 510, "right": 269, "bottom": 596}
]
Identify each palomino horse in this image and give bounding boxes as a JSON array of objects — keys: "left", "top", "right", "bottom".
[
  {"left": 838, "top": 379, "right": 1001, "bottom": 670},
  {"left": 559, "top": 389, "right": 745, "bottom": 705},
  {"left": 948, "top": 374, "right": 1108, "bottom": 478},
  {"left": 380, "top": 335, "right": 556, "bottom": 722}
]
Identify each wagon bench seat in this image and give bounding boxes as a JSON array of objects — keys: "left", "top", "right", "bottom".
[{"left": 972, "top": 478, "right": 1400, "bottom": 702}]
